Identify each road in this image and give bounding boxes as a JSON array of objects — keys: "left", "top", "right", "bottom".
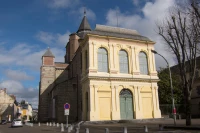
[
  {"left": 1, "top": 119, "right": 200, "bottom": 133},
  {"left": 0, "top": 123, "right": 66, "bottom": 133}
]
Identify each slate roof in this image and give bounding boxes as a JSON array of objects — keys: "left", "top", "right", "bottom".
[
  {"left": 42, "top": 48, "right": 55, "bottom": 57},
  {"left": 77, "top": 24, "right": 152, "bottom": 42},
  {"left": 89, "top": 30, "right": 151, "bottom": 41},
  {"left": 77, "top": 15, "right": 91, "bottom": 33}
]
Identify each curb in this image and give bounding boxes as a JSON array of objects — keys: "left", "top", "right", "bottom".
[{"left": 164, "top": 125, "right": 200, "bottom": 130}]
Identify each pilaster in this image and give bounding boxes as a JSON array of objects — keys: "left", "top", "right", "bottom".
[
  {"left": 148, "top": 48, "right": 157, "bottom": 75},
  {"left": 89, "top": 42, "right": 93, "bottom": 68},
  {"left": 152, "top": 86, "right": 161, "bottom": 118},
  {"left": 109, "top": 44, "right": 118, "bottom": 74},
  {"left": 132, "top": 47, "right": 140, "bottom": 75},
  {"left": 89, "top": 42, "right": 98, "bottom": 73},
  {"left": 111, "top": 85, "right": 120, "bottom": 120},
  {"left": 89, "top": 85, "right": 99, "bottom": 121},
  {"left": 134, "top": 86, "right": 143, "bottom": 119}
]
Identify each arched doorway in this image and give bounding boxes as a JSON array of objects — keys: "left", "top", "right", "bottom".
[{"left": 120, "top": 89, "right": 134, "bottom": 119}]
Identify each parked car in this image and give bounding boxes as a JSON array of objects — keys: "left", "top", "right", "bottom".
[
  {"left": 0, "top": 119, "right": 7, "bottom": 124},
  {"left": 11, "top": 119, "right": 23, "bottom": 127}
]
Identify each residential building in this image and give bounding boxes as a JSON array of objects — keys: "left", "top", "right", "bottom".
[
  {"left": 38, "top": 13, "right": 161, "bottom": 122},
  {"left": 20, "top": 102, "right": 33, "bottom": 121},
  {"left": 170, "top": 57, "right": 200, "bottom": 118},
  {"left": 0, "top": 88, "right": 17, "bottom": 122}
]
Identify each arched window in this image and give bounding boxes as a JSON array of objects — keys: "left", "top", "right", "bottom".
[
  {"left": 98, "top": 47, "right": 108, "bottom": 72},
  {"left": 119, "top": 50, "right": 129, "bottom": 73},
  {"left": 139, "top": 52, "right": 148, "bottom": 75}
]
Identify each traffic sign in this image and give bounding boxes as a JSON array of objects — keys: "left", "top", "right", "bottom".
[
  {"left": 64, "top": 103, "right": 70, "bottom": 109},
  {"left": 65, "top": 109, "right": 69, "bottom": 115}
]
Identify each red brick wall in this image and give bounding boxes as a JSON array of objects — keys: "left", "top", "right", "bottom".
[{"left": 43, "top": 57, "right": 54, "bottom": 65}]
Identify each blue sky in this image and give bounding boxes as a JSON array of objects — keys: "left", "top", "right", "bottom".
[{"left": 0, "top": 0, "right": 176, "bottom": 108}]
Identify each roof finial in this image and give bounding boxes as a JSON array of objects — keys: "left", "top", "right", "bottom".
[{"left": 84, "top": 7, "right": 86, "bottom": 16}]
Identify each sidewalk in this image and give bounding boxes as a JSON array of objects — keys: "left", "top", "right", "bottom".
[
  {"left": 77, "top": 119, "right": 200, "bottom": 133},
  {"left": 32, "top": 119, "right": 200, "bottom": 133}
]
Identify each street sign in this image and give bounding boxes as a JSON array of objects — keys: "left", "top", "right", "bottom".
[
  {"left": 65, "top": 109, "right": 69, "bottom": 115},
  {"left": 64, "top": 103, "right": 70, "bottom": 128},
  {"left": 64, "top": 103, "right": 70, "bottom": 109}
]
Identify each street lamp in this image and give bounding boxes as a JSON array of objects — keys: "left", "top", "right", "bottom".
[{"left": 151, "top": 50, "right": 176, "bottom": 125}]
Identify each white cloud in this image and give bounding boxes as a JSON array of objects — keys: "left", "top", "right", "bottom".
[
  {"left": 0, "top": 80, "right": 39, "bottom": 108},
  {"left": 5, "top": 69, "right": 34, "bottom": 81},
  {"left": 36, "top": 31, "right": 70, "bottom": 47},
  {"left": 35, "top": 31, "right": 54, "bottom": 45},
  {"left": 0, "top": 80, "right": 24, "bottom": 94},
  {"left": 69, "top": 7, "right": 96, "bottom": 22},
  {"left": 0, "top": 41, "right": 6, "bottom": 46},
  {"left": 47, "top": 0, "right": 79, "bottom": 9},
  {"left": 105, "top": 0, "right": 176, "bottom": 69},
  {"left": 78, "top": 7, "right": 96, "bottom": 21},
  {"left": 57, "top": 32, "right": 70, "bottom": 46},
  {"left": 0, "top": 43, "right": 65, "bottom": 70},
  {"left": 132, "top": 0, "right": 139, "bottom": 6}
]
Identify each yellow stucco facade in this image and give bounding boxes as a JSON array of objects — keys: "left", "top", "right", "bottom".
[{"left": 81, "top": 32, "right": 161, "bottom": 121}]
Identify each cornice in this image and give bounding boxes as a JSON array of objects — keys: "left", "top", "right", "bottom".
[
  {"left": 81, "top": 76, "right": 159, "bottom": 83},
  {"left": 87, "top": 34, "right": 155, "bottom": 44}
]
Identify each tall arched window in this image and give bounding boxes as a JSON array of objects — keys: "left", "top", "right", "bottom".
[
  {"left": 139, "top": 52, "right": 148, "bottom": 75},
  {"left": 119, "top": 50, "right": 129, "bottom": 73},
  {"left": 98, "top": 47, "right": 108, "bottom": 72}
]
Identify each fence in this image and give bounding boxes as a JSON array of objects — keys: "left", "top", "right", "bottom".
[{"left": 160, "top": 104, "right": 200, "bottom": 118}]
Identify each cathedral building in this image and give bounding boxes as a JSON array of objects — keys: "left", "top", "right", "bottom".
[{"left": 38, "top": 13, "right": 161, "bottom": 123}]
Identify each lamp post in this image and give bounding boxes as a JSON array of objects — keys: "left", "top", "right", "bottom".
[{"left": 151, "top": 50, "right": 176, "bottom": 126}]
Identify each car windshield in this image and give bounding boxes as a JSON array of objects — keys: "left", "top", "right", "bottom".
[{"left": 2, "top": 120, "right": 6, "bottom": 122}]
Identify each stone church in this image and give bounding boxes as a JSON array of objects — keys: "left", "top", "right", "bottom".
[{"left": 38, "top": 13, "right": 161, "bottom": 123}]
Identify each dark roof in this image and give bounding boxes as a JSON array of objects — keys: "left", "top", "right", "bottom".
[
  {"left": 78, "top": 24, "right": 152, "bottom": 42},
  {"left": 89, "top": 30, "right": 151, "bottom": 41},
  {"left": 42, "top": 48, "right": 55, "bottom": 57},
  {"left": 77, "top": 16, "right": 91, "bottom": 33}
]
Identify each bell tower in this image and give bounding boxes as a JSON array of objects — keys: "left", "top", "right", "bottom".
[{"left": 38, "top": 48, "right": 55, "bottom": 122}]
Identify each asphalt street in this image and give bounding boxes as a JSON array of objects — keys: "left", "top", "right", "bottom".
[{"left": 0, "top": 119, "right": 200, "bottom": 133}]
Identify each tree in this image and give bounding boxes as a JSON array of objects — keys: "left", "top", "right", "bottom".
[
  {"left": 20, "top": 100, "right": 25, "bottom": 105},
  {"left": 158, "top": 68, "right": 183, "bottom": 104},
  {"left": 157, "top": 0, "right": 200, "bottom": 126}
]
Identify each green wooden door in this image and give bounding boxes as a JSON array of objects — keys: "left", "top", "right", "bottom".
[{"left": 120, "top": 89, "right": 134, "bottom": 119}]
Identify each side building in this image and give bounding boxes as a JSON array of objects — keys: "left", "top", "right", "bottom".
[
  {"left": 0, "top": 88, "right": 18, "bottom": 122},
  {"left": 171, "top": 57, "right": 200, "bottom": 118},
  {"left": 38, "top": 14, "right": 161, "bottom": 122}
]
